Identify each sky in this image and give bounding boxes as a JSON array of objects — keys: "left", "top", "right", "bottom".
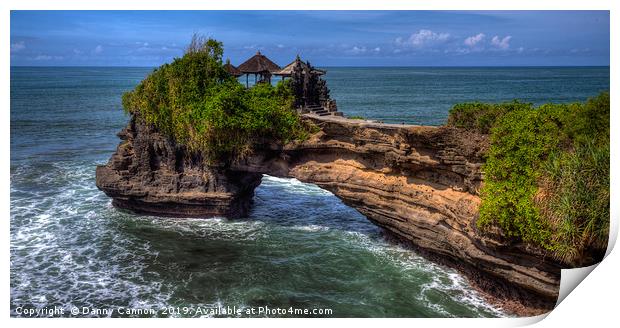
[{"left": 10, "top": 11, "right": 610, "bottom": 67}]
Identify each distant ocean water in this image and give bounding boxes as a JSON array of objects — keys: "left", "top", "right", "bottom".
[
  {"left": 324, "top": 66, "right": 610, "bottom": 125},
  {"left": 10, "top": 66, "right": 609, "bottom": 317}
]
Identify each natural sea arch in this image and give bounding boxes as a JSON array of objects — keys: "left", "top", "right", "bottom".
[{"left": 96, "top": 114, "right": 562, "bottom": 315}]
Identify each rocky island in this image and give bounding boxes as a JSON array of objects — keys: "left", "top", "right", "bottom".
[{"left": 96, "top": 37, "right": 609, "bottom": 316}]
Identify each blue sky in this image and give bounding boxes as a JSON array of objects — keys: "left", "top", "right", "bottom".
[{"left": 10, "top": 11, "right": 610, "bottom": 67}]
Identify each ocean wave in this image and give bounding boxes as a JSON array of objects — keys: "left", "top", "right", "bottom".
[
  {"left": 340, "top": 229, "right": 504, "bottom": 317},
  {"left": 261, "top": 175, "right": 333, "bottom": 196},
  {"left": 11, "top": 160, "right": 502, "bottom": 317},
  {"left": 291, "top": 224, "right": 331, "bottom": 232}
]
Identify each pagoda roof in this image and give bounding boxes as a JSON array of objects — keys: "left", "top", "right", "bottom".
[{"left": 274, "top": 56, "right": 326, "bottom": 76}]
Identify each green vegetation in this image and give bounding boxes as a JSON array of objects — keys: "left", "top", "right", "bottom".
[
  {"left": 446, "top": 101, "right": 532, "bottom": 134},
  {"left": 448, "top": 92, "right": 610, "bottom": 265},
  {"left": 121, "top": 35, "right": 310, "bottom": 162},
  {"left": 538, "top": 141, "right": 609, "bottom": 263},
  {"left": 347, "top": 115, "right": 366, "bottom": 120}
]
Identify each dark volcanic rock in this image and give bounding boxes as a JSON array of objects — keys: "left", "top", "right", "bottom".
[
  {"left": 96, "top": 114, "right": 562, "bottom": 315},
  {"left": 96, "top": 116, "right": 262, "bottom": 218}
]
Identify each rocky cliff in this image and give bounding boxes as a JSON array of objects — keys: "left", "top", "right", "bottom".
[{"left": 96, "top": 114, "right": 563, "bottom": 315}]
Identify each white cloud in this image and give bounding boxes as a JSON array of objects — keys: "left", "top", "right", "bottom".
[
  {"left": 350, "top": 46, "right": 367, "bottom": 54},
  {"left": 343, "top": 45, "right": 382, "bottom": 55},
  {"left": 570, "top": 48, "right": 591, "bottom": 53},
  {"left": 33, "top": 54, "right": 63, "bottom": 61},
  {"left": 11, "top": 41, "right": 25, "bottom": 53},
  {"left": 397, "top": 29, "right": 450, "bottom": 48},
  {"left": 453, "top": 48, "right": 471, "bottom": 54},
  {"left": 93, "top": 45, "right": 104, "bottom": 54},
  {"left": 243, "top": 44, "right": 265, "bottom": 50},
  {"left": 491, "top": 36, "right": 512, "bottom": 50},
  {"left": 464, "top": 33, "right": 485, "bottom": 47}
]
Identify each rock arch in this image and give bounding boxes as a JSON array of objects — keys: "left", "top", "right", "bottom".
[{"left": 96, "top": 114, "right": 562, "bottom": 315}]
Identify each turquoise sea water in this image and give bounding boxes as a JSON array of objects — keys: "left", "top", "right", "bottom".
[
  {"left": 324, "top": 67, "right": 610, "bottom": 125},
  {"left": 10, "top": 66, "right": 609, "bottom": 317}
]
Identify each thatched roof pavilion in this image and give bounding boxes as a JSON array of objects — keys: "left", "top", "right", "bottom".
[
  {"left": 237, "top": 51, "right": 281, "bottom": 86},
  {"left": 223, "top": 59, "right": 242, "bottom": 77},
  {"left": 237, "top": 51, "right": 281, "bottom": 73}
]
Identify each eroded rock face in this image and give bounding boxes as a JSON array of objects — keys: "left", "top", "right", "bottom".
[
  {"left": 96, "top": 116, "right": 262, "bottom": 218},
  {"left": 96, "top": 114, "right": 562, "bottom": 315}
]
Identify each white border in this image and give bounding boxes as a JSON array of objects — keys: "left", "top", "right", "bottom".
[{"left": 2, "top": 1, "right": 617, "bottom": 327}]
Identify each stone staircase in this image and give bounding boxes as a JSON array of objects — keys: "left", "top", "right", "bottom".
[{"left": 305, "top": 105, "right": 343, "bottom": 117}]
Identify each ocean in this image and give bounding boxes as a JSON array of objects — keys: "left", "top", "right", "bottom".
[{"left": 10, "top": 66, "right": 609, "bottom": 317}]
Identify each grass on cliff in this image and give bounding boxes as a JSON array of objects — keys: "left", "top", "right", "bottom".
[
  {"left": 121, "top": 35, "right": 311, "bottom": 162},
  {"left": 447, "top": 92, "right": 610, "bottom": 265}
]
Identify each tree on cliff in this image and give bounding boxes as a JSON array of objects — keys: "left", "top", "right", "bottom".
[
  {"left": 121, "top": 34, "right": 311, "bottom": 163},
  {"left": 448, "top": 92, "right": 610, "bottom": 266}
]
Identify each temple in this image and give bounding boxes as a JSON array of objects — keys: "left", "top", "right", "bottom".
[{"left": 227, "top": 52, "right": 341, "bottom": 117}]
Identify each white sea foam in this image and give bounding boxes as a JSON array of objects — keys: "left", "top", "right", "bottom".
[
  {"left": 291, "top": 224, "right": 330, "bottom": 232},
  {"left": 11, "top": 160, "right": 504, "bottom": 317},
  {"left": 339, "top": 225, "right": 504, "bottom": 317},
  {"left": 126, "top": 216, "right": 267, "bottom": 241},
  {"left": 10, "top": 162, "right": 176, "bottom": 316},
  {"left": 261, "top": 175, "right": 333, "bottom": 196}
]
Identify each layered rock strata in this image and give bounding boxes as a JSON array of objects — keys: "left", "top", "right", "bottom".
[{"left": 96, "top": 114, "right": 562, "bottom": 315}]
